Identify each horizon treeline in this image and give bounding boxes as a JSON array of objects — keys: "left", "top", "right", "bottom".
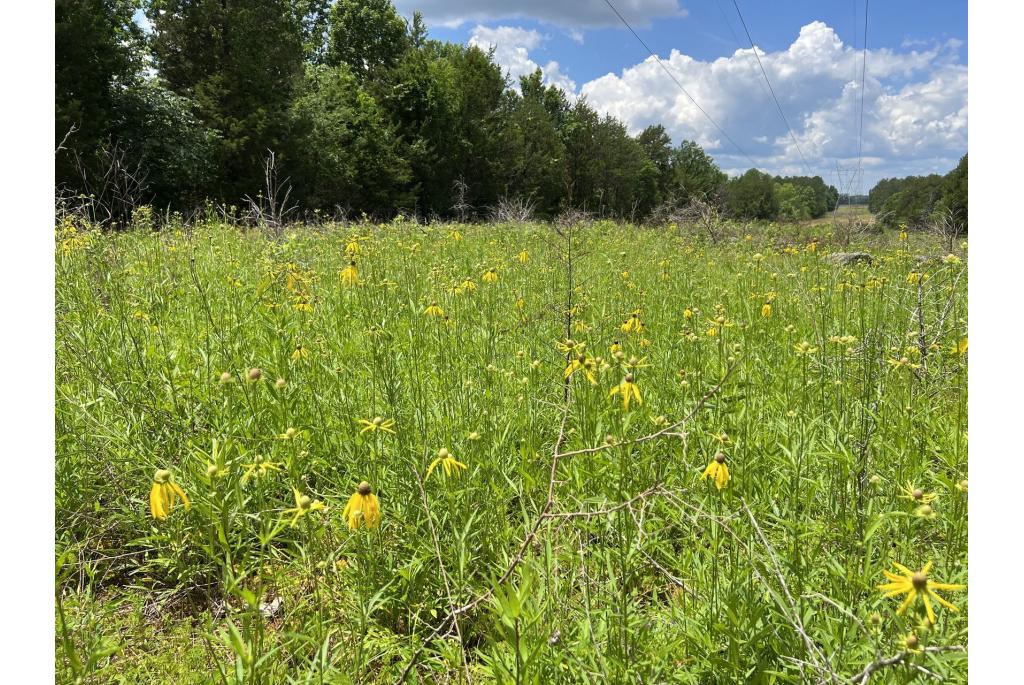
[{"left": 56, "top": 0, "right": 961, "bottom": 227}]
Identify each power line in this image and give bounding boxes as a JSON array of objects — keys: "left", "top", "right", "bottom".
[
  {"left": 600, "top": 0, "right": 759, "bottom": 169},
  {"left": 855, "top": 0, "right": 870, "bottom": 193},
  {"left": 729, "top": 0, "right": 814, "bottom": 176},
  {"left": 712, "top": 0, "right": 772, "bottom": 102}
]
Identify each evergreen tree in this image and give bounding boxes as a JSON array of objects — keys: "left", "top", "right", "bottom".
[{"left": 148, "top": 0, "right": 306, "bottom": 201}]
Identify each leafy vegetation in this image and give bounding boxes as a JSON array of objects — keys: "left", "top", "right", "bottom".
[
  {"left": 56, "top": 0, "right": 848, "bottom": 224},
  {"left": 868, "top": 156, "right": 968, "bottom": 232},
  {"left": 56, "top": 213, "right": 968, "bottom": 683}
]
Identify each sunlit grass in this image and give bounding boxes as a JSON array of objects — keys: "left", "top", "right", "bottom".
[{"left": 56, "top": 215, "right": 967, "bottom": 683}]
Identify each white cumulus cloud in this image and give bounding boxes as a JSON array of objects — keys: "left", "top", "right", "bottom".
[
  {"left": 469, "top": 25, "right": 576, "bottom": 93},
  {"left": 575, "top": 21, "right": 966, "bottom": 186}
]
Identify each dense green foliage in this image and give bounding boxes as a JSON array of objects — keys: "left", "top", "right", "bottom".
[
  {"left": 56, "top": 217, "right": 968, "bottom": 682},
  {"left": 868, "top": 156, "right": 968, "bottom": 231},
  {"left": 55, "top": 0, "right": 852, "bottom": 223},
  {"left": 55, "top": 0, "right": 146, "bottom": 188}
]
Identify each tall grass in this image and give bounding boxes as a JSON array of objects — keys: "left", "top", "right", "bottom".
[{"left": 56, "top": 214, "right": 967, "bottom": 683}]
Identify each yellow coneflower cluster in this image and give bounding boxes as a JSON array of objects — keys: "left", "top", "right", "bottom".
[
  {"left": 620, "top": 312, "right": 644, "bottom": 334},
  {"left": 564, "top": 352, "right": 597, "bottom": 384}
]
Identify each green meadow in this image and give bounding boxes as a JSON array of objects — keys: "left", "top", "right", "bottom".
[{"left": 56, "top": 216, "right": 967, "bottom": 683}]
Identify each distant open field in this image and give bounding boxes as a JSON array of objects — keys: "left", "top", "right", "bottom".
[
  {"left": 56, "top": 218, "right": 967, "bottom": 683},
  {"left": 800, "top": 203, "right": 875, "bottom": 228}
]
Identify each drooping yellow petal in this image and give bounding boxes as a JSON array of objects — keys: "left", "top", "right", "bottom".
[
  {"left": 150, "top": 483, "right": 166, "bottom": 519},
  {"left": 896, "top": 588, "right": 917, "bottom": 614},
  {"left": 928, "top": 581, "right": 966, "bottom": 591},
  {"left": 921, "top": 591, "right": 936, "bottom": 624},
  {"left": 342, "top": 493, "right": 361, "bottom": 529},
  {"left": 893, "top": 562, "right": 914, "bottom": 576},
  {"left": 364, "top": 494, "right": 381, "bottom": 528},
  {"left": 927, "top": 588, "right": 961, "bottom": 612},
  {"left": 426, "top": 458, "right": 442, "bottom": 479},
  {"left": 714, "top": 462, "right": 730, "bottom": 490},
  {"left": 170, "top": 482, "right": 190, "bottom": 510}
]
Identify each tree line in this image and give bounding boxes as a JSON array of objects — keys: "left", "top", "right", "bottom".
[
  {"left": 58, "top": 0, "right": 845, "bottom": 224},
  {"left": 868, "top": 155, "right": 968, "bottom": 231}
]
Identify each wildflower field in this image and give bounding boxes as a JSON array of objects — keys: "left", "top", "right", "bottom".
[{"left": 55, "top": 217, "right": 968, "bottom": 683}]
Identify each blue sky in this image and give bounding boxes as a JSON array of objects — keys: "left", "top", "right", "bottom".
[{"left": 394, "top": 1, "right": 968, "bottom": 190}]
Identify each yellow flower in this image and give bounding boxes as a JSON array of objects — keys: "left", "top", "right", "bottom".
[
  {"left": 887, "top": 356, "right": 921, "bottom": 371},
  {"left": 899, "top": 230, "right": 908, "bottom": 241},
  {"left": 341, "top": 261, "right": 359, "bottom": 286},
  {"left": 683, "top": 308, "right": 694, "bottom": 319},
  {"left": 426, "top": 448, "right": 468, "bottom": 480},
  {"left": 620, "top": 312, "right": 644, "bottom": 334},
  {"left": 877, "top": 561, "right": 965, "bottom": 624},
  {"left": 284, "top": 488, "right": 325, "bottom": 527},
  {"left": 517, "top": 250, "right": 529, "bottom": 263},
  {"left": 564, "top": 353, "right": 597, "bottom": 384},
  {"left": 610, "top": 341, "right": 622, "bottom": 355},
  {"left": 555, "top": 339, "right": 582, "bottom": 355},
  {"left": 149, "top": 469, "right": 190, "bottom": 519},
  {"left": 241, "top": 455, "right": 283, "bottom": 483},
  {"left": 956, "top": 337, "right": 968, "bottom": 355},
  {"left": 482, "top": 268, "right": 498, "bottom": 283},
  {"left": 278, "top": 427, "right": 300, "bottom": 440},
  {"left": 292, "top": 295, "right": 313, "bottom": 312},
  {"left": 899, "top": 482, "right": 937, "bottom": 505},
  {"left": 424, "top": 302, "right": 445, "bottom": 317},
  {"left": 621, "top": 355, "right": 649, "bottom": 371},
  {"left": 342, "top": 481, "right": 381, "bottom": 529},
  {"left": 449, "top": 230, "right": 463, "bottom": 242},
  {"left": 460, "top": 277, "right": 477, "bottom": 293},
  {"left": 345, "top": 238, "right": 361, "bottom": 256},
  {"left": 761, "top": 303, "right": 772, "bottom": 318},
  {"left": 701, "top": 452, "right": 730, "bottom": 490},
  {"left": 608, "top": 373, "right": 642, "bottom": 410},
  {"left": 291, "top": 344, "right": 309, "bottom": 361},
  {"left": 357, "top": 416, "right": 396, "bottom": 434},
  {"left": 794, "top": 341, "right": 818, "bottom": 356}
]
